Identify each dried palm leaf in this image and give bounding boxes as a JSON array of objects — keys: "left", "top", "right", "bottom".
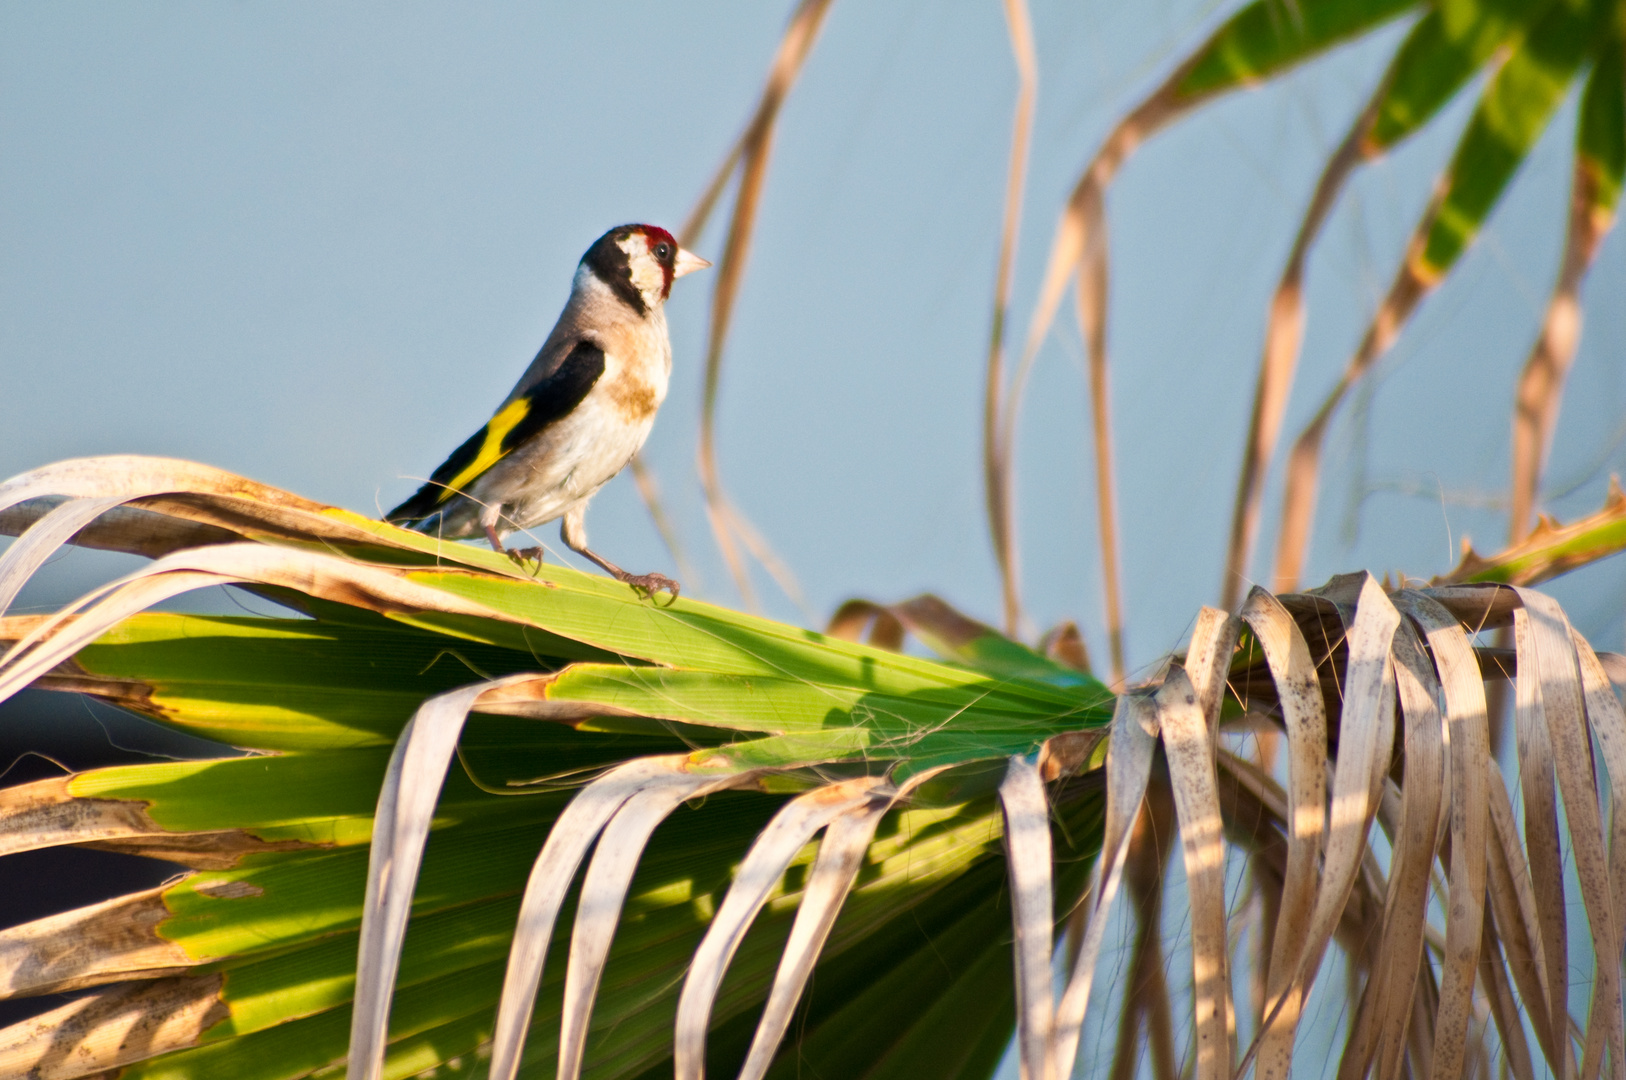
[
  {"left": 983, "top": 0, "right": 1039, "bottom": 638},
  {"left": 1510, "top": 44, "right": 1625, "bottom": 543},
  {"left": 682, "top": 0, "right": 832, "bottom": 608},
  {"left": 1011, "top": 0, "right": 1420, "bottom": 682},
  {"left": 1272, "top": 0, "right": 1618, "bottom": 590},
  {"left": 1220, "top": 0, "right": 1561, "bottom": 608}
]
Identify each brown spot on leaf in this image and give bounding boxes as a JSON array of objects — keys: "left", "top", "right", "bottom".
[
  {"left": 84, "top": 831, "right": 318, "bottom": 869},
  {"left": 194, "top": 881, "right": 263, "bottom": 900},
  {"left": 1039, "top": 730, "right": 1107, "bottom": 781}
]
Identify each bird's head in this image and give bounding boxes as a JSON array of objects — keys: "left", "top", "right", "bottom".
[{"left": 581, "top": 224, "right": 710, "bottom": 316}]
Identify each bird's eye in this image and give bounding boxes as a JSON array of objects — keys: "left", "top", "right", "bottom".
[{"left": 654, "top": 242, "right": 672, "bottom": 260}]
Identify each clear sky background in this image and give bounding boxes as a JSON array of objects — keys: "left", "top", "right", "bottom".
[{"left": 2, "top": 2, "right": 1625, "bottom": 1073}]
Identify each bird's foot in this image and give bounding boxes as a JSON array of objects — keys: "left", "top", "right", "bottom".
[
  {"left": 506, "top": 546, "right": 545, "bottom": 572},
  {"left": 615, "top": 570, "right": 680, "bottom": 601}
]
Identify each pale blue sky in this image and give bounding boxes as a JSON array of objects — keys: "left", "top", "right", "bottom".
[{"left": 3, "top": 1, "right": 1623, "bottom": 670}]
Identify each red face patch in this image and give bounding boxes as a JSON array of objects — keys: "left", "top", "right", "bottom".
[
  {"left": 638, "top": 225, "right": 679, "bottom": 296},
  {"left": 639, "top": 224, "right": 677, "bottom": 252}
]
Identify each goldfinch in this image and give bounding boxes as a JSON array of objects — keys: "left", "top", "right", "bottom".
[{"left": 386, "top": 224, "right": 709, "bottom": 597}]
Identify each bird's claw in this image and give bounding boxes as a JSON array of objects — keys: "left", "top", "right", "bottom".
[
  {"left": 618, "top": 571, "right": 680, "bottom": 601},
  {"left": 506, "top": 546, "right": 545, "bottom": 571}
]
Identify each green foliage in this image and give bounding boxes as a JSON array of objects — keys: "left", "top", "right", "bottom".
[
  {"left": 1368, "top": 0, "right": 1550, "bottom": 149},
  {"left": 1176, "top": 0, "right": 1418, "bottom": 98},
  {"left": 0, "top": 515, "right": 1110, "bottom": 1078},
  {"left": 1578, "top": 36, "right": 1625, "bottom": 209},
  {"left": 1420, "top": 0, "right": 1610, "bottom": 275}
]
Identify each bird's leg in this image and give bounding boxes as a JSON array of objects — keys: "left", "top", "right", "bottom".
[
  {"left": 480, "top": 504, "right": 544, "bottom": 566},
  {"left": 480, "top": 504, "right": 508, "bottom": 553},
  {"left": 560, "top": 506, "right": 679, "bottom": 599}
]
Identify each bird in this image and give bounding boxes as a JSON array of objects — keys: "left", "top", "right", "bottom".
[{"left": 385, "top": 223, "right": 710, "bottom": 597}]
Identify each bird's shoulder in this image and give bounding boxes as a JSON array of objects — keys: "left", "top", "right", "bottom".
[
  {"left": 516, "top": 286, "right": 668, "bottom": 426},
  {"left": 405, "top": 338, "right": 606, "bottom": 511},
  {"left": 502, "top": 337, "right": 607, "bottom": 442}
]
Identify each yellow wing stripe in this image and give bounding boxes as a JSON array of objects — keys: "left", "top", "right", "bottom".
[{"left": 437, "top": 396, "right": 532, "bottom": 503}]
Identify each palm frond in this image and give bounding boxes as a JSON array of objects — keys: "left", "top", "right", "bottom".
[
  {"left": 1013, "top": 0, "right": 1420, "bottom": 670},
  {"left": 1272, "top": 0, "right": 1617, "bottom": 591},
  {"left": 1510, "top": 40, "right": 1625, "bottom": 543},
  {"left": 1441, "top": 474, "right": 1626, "bottom": 585},
  {"left": 4, "top": 459, "right": 1626, "bottom": 1080},
  {"left": 1225, "top": 0, "right": 1597, "bottom": 603}
]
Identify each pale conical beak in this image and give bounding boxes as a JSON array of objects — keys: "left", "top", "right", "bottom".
[{"left": 673, "top": 248, "right": 712, "bottom": 278}]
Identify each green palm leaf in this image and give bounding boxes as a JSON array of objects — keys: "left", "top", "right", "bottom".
[{"left": 3, "top": 460, "right": 1626, "bottom": 1080}]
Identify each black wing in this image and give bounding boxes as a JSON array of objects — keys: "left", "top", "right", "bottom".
[{"left": 386, "top": 340, "right": 606, "bottom": 523}]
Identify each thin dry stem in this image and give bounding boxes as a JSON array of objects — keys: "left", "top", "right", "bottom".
[
  {"left": 1509, "top": 159, "right": 1614, "bottom": 543},
  {"left": 679, "top": 144, "right": 745, "bottom": 251},
  {"left": 722, "top": 498, "right": 805, "bottom": 612},
  {"left": 1013, "top": 72, "right": 1198, "bottom": 380},
  {"left": 1006, "top": 58, "right": 1207, "bottom": 679},
  {"left": 1219, "top": 96, "right": 1380, "bottom": 612},
  {"left": 1081, "top": 239, "right": 1127, "bottom": 683},
  {"left": 1271, "top": 234, "right": 1431, "bottom": 592},
  {"left": 689, "top": 0, "right": 834, "bottom": 608},
  {"left": 984, "top": 0, "right": 1038, "bottom": 637}
]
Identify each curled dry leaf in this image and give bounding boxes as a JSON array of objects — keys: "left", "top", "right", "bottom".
[
  {"left": 1342, "top": 619, "right": 1444, "bottom": 1080},
  {"left": 346, "top": 681, "right": 499, "bottom": 1080},
  {"left": 1509, "top": 603, "right": 1569, "bottom": 1072},
  {"left": 1394, "top": 592, "right": 1487, "bottom": 1080},
  {"left": 556, "top": 777, "right": 735, "bottom": 1080},
  {"left": 1237, "top": 587, "right": 1326, "bottom": 1074},
  {"left": 734, "top": 788, "right": 895, "bottom": 1080},
  {"left": 1052, "top": 690, "right": 1157, "bottom": 1080},
  {"left": 673, "top": 775, "right": 889, "bottom": 1080},
  {"left": 0, "top": 496, "right": 128, "bottom": 616},
  {"left": 1516, "top": 587, "right": 1623, "bottom": 1078},
  {"left": 1156, "top": 665, "right": 1231, "bottom": 1080},
  {"left": 486, "top": 757, "right": 705, "bottom": 1080}
]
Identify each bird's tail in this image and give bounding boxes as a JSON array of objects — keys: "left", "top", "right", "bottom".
[{"left": 384, "top": 482, "right": 448, "bottom": 530}]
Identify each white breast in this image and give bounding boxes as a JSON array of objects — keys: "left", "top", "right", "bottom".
[{"left": 468, "top": 287, "right": 671, "bottom": 532}]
